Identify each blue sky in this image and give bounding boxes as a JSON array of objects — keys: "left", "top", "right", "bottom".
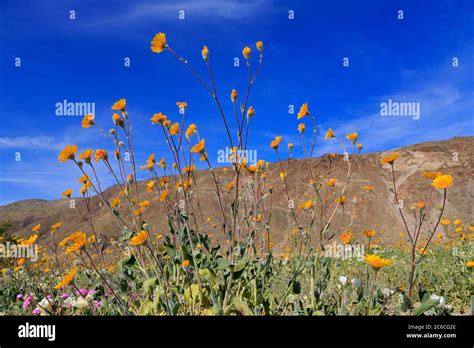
[{"left": 0, "top": 0, "right": 473, "bottom": 205}]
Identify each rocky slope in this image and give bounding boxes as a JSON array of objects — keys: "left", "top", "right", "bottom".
[{"left": 1, "top": 136, "right": 472, "bottom": 249}]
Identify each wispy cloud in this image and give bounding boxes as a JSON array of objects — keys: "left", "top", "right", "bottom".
[
  {"left": 315, "top": 84, "right": 474, "bottom": 155},
  {"left": 0, "top": 136, "right": 68, "bottom": 151},
  {"left": 80, "top": 0, "right": 277, "bottom": 29}
]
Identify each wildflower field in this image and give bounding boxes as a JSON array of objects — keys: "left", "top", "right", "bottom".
[{"left": 0, "top": 33, "right": 472, "bottom": 317}]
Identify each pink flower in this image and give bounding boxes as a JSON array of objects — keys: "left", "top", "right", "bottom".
[
  {"left": 22, "top": 295, "right": 33, "bottom": 309},
  {"left": 32, "top": 308, "right": 41, "bottom": 315}
]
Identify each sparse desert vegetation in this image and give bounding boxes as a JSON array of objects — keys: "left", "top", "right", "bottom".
[{"left": 0, "top": 34, "right": 472, "bottom": 316}]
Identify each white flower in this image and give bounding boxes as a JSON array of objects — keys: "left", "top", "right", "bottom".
[
  {"left": 351, "top": 277, "right": 361, "bottom": 288},
  {"left": 72, "top": 297, "right": 89, "bottom": 309},
  {"left": 383, "top": 288, "right": 394, "bottom": 297},
  {"left": 430, "top": 294, "right": 445, "bottom": 307},
  {"left": 339, "top": 276, "right": 348, "bottom": 286},
  {"left": 38, "top": 298, "right": 52, "bottom": 311}
]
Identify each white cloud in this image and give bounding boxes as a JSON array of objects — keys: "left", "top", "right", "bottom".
[
  {"left": 84, "top": 0, "right": 276, "bottom": 28},
  {"left": 0, "top": 136, "right": 68, "bottom": 151}
]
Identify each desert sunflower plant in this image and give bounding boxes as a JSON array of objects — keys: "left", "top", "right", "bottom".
[{"left": 1, "top": 33, "right": 471, "bottom": 317}]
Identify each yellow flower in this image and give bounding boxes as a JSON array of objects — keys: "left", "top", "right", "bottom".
[
  {"left": 357, "top": 143, "right": 363, "bottom": 150},
  {"left": 437, "top": 233, "right": 443, "bottom": 239},
  {"left": 242, "top": 46, "right": 251, "bottom": 59},
  {"left": 201, "top": 45, "right": 209, "bottom": 60},
  {"left": 418, "top": 247, "right": 428, "bottom": 256},
  {"left": 31, "top": 224, "right": 41, "bottom": 232},
  {"left": 297, "top": 102, "right": 309, "bottom": 119},
  {"left": 324, "top": 128, "right": 335, "bottom": 140},
  {"left": 431, "top": 174, "right": 453, "bottom": 189},
  {"left": 21, "top": 234, "right": 38, "bottom": 246},
  {"left": 112, "top": 113, "right": 124, "bottom": 127},
  {"left": 454, "top": 218, "right": 462, "bottom": 226},
  {"left": 346, "top": 132, "right": 358, "bottom": 144},
  {"left": 364, "top": 254, "right": 393, "bottom": 271},
  {"left": 150, "top": 32, "right": 167, "bottom": 53},
  {"left": 184, "top": 165, "right": 196, "bottom": 173},
  {"left": 54, "top": 267, "right": 77, "bottom": 289},
  {"left": 181, "top": 259, "right": 190, "bottom": 268},
  {"left": 279, "top": 172, "right": 286, "bottom": 180},
  {"left": 81, "top": 114, "right": 95, "bottom": 128},
  {"left": 143, "top": 181, "right": 155, "bottom": 192},
  {"left": 255, "top": 40, "right": 263, "bottom": 52},
  {"left": 88, "top": 234, "right": 96, "bottom": 245},
  {"left": 247, "top": 106, "right": 255, "bottom": 118},
  {"left": 298, "top": 123, "right": 306, "bottom": 134},
  {"left": 417, "top": 200, "right": 426, "bottom": 209},
  {"left": 159, "top": 190, "right": 169, "bottom": 202},
  {"left": 159, "top": 177, "right": 170, "bottom": 186},
  {"left": 380, "top": 153, "right": 399, "bottom": 165},
  {"left": 270, "top": 136, "right": 282, "bottom": 149},
  {"left": 466, "top": 261, "right": 474, "bottom": 268},
  {"left": 111, "top": 197, "right": 121, "bottom": 207},
  {"left": 145, "top": 153, "right": 155, "bottom": 170},
  {"left": 176, "top": 101, "right": 188, "bottom": 110},
  {"left": 190, "top": 139, "right": 205, "bottom": 154},
  {"left": 111, "top": 99, "right": 126, "bottom": 111},
  {"left": 363, "top": 229, "right": 376, "bottom": 238},
  {"left": 17, "top": 258, "right": 26, "bottom": 266},
  {"left": 51, "top": 222, "right": 62, "bottom": 230},
  {"left": 169, "top": 122, "right": 180, "bottom": 135},
  {"left": 185, "top": 124, "right": 197, "bottom": 139},
  {"left": 59, "top": 231, "right": 87, "bottom": 254},
  {"left": 340, "top": 231, "right": 352, "bottom": 245},
  {"left": 61, "top": 189, "right": 73, "bottom": 198},
  {"left": 231, "top": 89, "right": 238, "bottom": 103},
  {"left": 139, "top": 200, "right": 150, "bottom": 209},
  {"left": 151, "top": 112, "right": 167, "bottom": 124},
  {"left": 422, "top": 171, "right": 442, "bottom": 179},
  {"left": 299, "top": 200, "right": 314, "bottom": 210},
  {"left": 327, "top": 178, "right": 336, "bottom": 187},
  {"left": 94, "top": 149, "right": 108, "bottom": 162},
  {"left": 287, "top": 143, "right": 294, "bottom": 150},
  {"left": 226, "top": 181, "right": 235, "bottom": 191},
  {"left": 130, "top": 230, "right": 148, "bottom": 246},
  {"left": 79, "top": 185, "right": 88, "bottom": 195},
  {"left": 440, "top": 219, "right": 450, "bottom": 226},
  {"left": 77, "top": 175, "right": 90, "bottom": 184},
  {"left": 334, "top": 195, "right": 346, "bottom": 205},
  {"left": 58, "top": 145, "right": 78, "bottom": 162},
  {"left": 455, "top": 227, "right": 463, "bottom": 233},
  {"left": 79, "top": 149, "right": 93, "bottom": 162},
  {"left": 363, "top": 185, "right": 374, "bottom": 192}
]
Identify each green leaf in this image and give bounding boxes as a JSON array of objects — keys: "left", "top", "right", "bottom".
[
  {"left": 119, "top": 228, "right": 134, "bottom": 242},
  {"left": 119, "top": 254, "right": 137, "bottom": 270},
  {"left": 233, "top": 297, "right": 253, "bottom": 316},
  {"left": 216, "top": 258, "right": 230, "bottom": 270},
  {"left": 414, "top": 298, "right": 439, "bottom": 316},
  {"left": 139, "top": 301, "right": 155, "bottom": 315},
  {"left": 143, "top": 277, "right": 157, "bottom": 295}
]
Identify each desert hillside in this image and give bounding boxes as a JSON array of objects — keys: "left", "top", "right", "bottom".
[{"left": 1, "top": 136, "right": 472, "bottom": 248}]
